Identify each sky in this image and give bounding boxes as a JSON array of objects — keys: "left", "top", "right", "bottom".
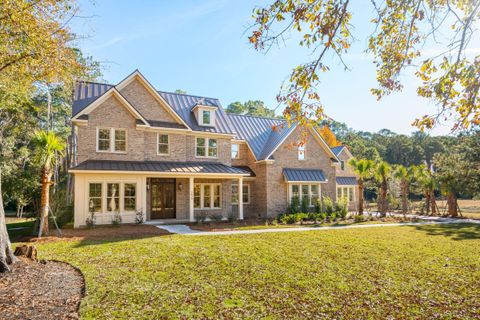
[{"left": 71, "top": 0, "right": 480, "bottom": 136}]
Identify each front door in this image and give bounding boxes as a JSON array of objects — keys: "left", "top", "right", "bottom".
[{"left": 150, "top": 178, "right": 176, "bottom": 219}]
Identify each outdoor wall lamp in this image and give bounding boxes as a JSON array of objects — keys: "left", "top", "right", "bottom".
[{"left": 178, "top": 182, "right": 183, "bottom": 191}]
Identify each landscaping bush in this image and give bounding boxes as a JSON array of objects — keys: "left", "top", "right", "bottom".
[
  {"left": 323, "top": 196, "right": 334, "bottom": 215},
  {"left": 195, "top": 212, "right": 208, "bottom": 224},
  {"left": 314, "top": 198, "right": 322, "bottom": 214},
  {"left": 209, "top": 214, "right": 223, "bottom": 222},
  {"left": 135, "top": 210, "right": 144, "bottom": 224},
  {"left": 335, "top": 197, "right": 348, "bottom": 220},
  {"left": 354, "top": 214, "right": 366, "bottom": 223},
  {"left": 301, "top": 197, "right": 309, "bottom": 213},
  {"left": 289, "top": 196, "right": 300, "bottom": 214},
  {"left": 111, "top": 211, "right": 122, "bottom": 226},
  {"left": 85, "top": 211, "right": 96, "bottom": 229}
]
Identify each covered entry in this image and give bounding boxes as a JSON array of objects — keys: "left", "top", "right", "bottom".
[{"left": 149, "top": 178, "right": 176, "bottom": 219}]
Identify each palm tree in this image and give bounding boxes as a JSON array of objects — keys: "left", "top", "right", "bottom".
[
  {"left": 374, "top": 161, "right": 392, "bottom": 217},
  {"left": 393, "top": 165, "right": 414, "bottom": 215},
  {"left": 33, "top": 130, "right": 65, "bottom": 237},
  {"left": 413, "top": 165, "right": 437, "bottom": 215},
  {"left": 348, "top": 158, "right": 374, "bottom": 215}
]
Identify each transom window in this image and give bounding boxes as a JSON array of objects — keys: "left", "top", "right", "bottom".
[
  {"left": 157, "top": 134, "right": 169, "bottom": 155},
  {"left": 232, "top": 184, "right": 250, "bottom": 204},
  {"left": 289, "top": 184, "right": 320, "bottom": 206},
  {"left": 231, "top": 143, "right": 240, "bottom": 159},
  {"left": 193, "top": 183, "right": 222, "bottom": 209},
  {"left": 298, "top": 144, "right": 306, "bottom": 160},
  {"left": 196, "top": 137, "right": 218, "bottom": 158},
  {"left": 97, "top": 128, "right": 127, "bottom": 153},
  {"left": 337, "top": 186, "right": 355, "bottom": 202}
]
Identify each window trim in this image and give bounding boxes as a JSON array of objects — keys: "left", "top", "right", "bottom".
[
  {"left": 123, "top": 183, "right": 137, "bottom": 212},
  {"left": 288, "top": 183, "right": 321, "bottom": 207},
  {"left": 106, "top": 182, "right": 121, "bottom": 212},
  {"left": 195, "top": 137, "right": 218, "bottom": 159},
  {"left": 86, "top": 181, "right": 137, "bottom": 213},
  {"left": 193, "top": 183, "right": 222, "bottom": 209},
  {"left": 336, "top": 185, "right": 356, "bottom": 203},
  {"left": 231, "top": 143, "right": 240, "bottom": 159},
  {"left": 88, "top": 182, "right": 104, "bottom": 213},
  {"left": 157, "top": 133, "right": 169, "bottom": 156},
  {"left": 96, "top": 127, "right": 127, "bottom": 154},
  {"left": 202, "top": 110, "right": 211, "bottom": 125},
  {"left": 231, "top": 183, "right": 250, "bottom": 205},
  {"left": 298, "top": 143, "right": 306, "bottom": 161}
]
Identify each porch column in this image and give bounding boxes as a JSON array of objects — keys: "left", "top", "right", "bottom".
[
  {"left": 238, "top": 177, "right": 244, "bottom": 220},
  {"left": 189, "top": 177, "right": 194, "bottom": 222}
]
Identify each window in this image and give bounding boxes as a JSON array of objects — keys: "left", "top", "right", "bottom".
[
  {"left": 231, "top": 143, "right": 239, "bottom": 159},
  {"left": 340, "top": 161, "right": 345, "bottom": 171},
  {"left": 298, "top": 144, "right": 305, "bottom": 160},
  {"left": 88, "top": 183, "right": 102, "bottom": 212},
  {"left": 196, "top": 137, "right": 218, "bottom": 158},
  {"left": 107, "top": 183, "right": 120, "bottom": 212},
  {"left": 194, "top": 183, "right": 222, "bottom": 209},
  {"left": 97, "top": 128, "right": 126, "bottom": 153},
  {"left": 232, "top": 184, "right": 250, "bottom": 204},
  {"left": 337, "top": 186, "right": 355, "bottom": 202},
  {"left": 157, "top": 134, "right": 169, "bottom": 155},
  {"left": 202, "top": 110, "right": 211, "bottom": 125},
  {"left": 123, "top": 183, "right": 137, "bottom": 211},
  {"left": 289, "top": 184, "right": 321, "bottom": 206}
]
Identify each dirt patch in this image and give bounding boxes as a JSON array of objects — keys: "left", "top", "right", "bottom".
[
  {"left": 0, "top": 258, "right": 85, "bottom": 319},
  {"left": 20, "top": 224, "right": 170, "bottom": 243}
]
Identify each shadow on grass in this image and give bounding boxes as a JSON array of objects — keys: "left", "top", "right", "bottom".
[{"left": 414, "top": 223, "right": 480, "bottom": 240}]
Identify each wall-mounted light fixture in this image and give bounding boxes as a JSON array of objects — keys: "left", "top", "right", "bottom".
[{"left": 178, "top": 182, "right": 183, "bottom": 191}]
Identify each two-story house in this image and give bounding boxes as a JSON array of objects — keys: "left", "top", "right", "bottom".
[{"left": 69, "top": 70, "right": 357, "bottom": 227}]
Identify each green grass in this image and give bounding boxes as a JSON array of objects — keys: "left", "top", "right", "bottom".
[{"left": 26, "top": 223, "right": 480, "bottom": 319}]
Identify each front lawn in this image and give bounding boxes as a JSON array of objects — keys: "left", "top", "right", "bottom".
[{"left": 26, "top": 223, "right": 480, "bottom": 319}]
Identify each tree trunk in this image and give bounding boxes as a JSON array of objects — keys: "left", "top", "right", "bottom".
[
  {"left": 447, "top": 191, "right": 458, "bottom": 217},
  {"left": 0, "top": 167, "right": 17, "bottom": 272},
  {"left": 379, "top": 179, "right": 388, "bottom": 217},
  {"left": 430, "top": 188, "right": 437, "bottom": 215},
  {"left": 401, "top": 180, "right": 408, "bottom": 215},
  {"left": 424, "top": 191, "right": 431, "bottom": 215},
  {"left": 38, "top": 168, "right": 51, "bottom": 237},
  {"left": 357, "top": 179, "right": 364, "bottom": 215}
]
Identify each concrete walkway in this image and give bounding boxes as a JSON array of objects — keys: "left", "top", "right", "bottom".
[{"left": 156, "top": 215, "right": 479, "bottom": 236}]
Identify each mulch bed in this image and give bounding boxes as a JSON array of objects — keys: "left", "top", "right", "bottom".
[{"left": 0, "top": 258, "right": 85, "bottom": 320}]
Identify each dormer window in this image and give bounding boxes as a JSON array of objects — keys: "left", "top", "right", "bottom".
[{"left": 202, "top": 110, "right": 211, "bottom": 125}]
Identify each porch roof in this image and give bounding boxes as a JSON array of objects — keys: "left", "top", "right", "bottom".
[
  {"left": 336, "top": 177, "right": 357, "bottom": 185},
  {"left": 70, "top": 160, "right": 250, "bottom": 176},
  {"left": 283, "top": 168, "right": 327, "bottom": 183}
]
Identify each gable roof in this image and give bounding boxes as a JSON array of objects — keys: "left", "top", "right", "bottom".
[
  {"left": 73, "top": 81, "right": 114, "bottom": 116},
  {"left": 331, "top": 146, "right": 345, "bottom": 157}
]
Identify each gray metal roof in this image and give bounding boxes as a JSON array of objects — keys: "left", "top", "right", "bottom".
[
  {"left": 227, "top": 113, "right": 287, "bottom": 159},
  {"left": 331, "top": 146, "right": 345, "bottom": 157},
  {"left": 336, "top": 177, "right": 357, "bottom": 185},
  {"left": 232, "top": 166, "right": 256, "bottom": 177},
  {"left": 283, "top": 168, "right": 327, "bottom": 182},
  {"left": 158, "top": 91, "right": 235, "bottom": 135},
  {"left": 258, "top": 123, "right": 297, "bottom": 160},
  {"left": 71, "top": 160, "right": 250, "bottom": 175},
  {"left": 73, "top": 81, "right": 114, "bottom": 116},
  {"left": 146, "top": 120, "right": 188, "bottom": 129}
]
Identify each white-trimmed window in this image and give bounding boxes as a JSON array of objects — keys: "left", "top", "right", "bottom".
[
  {"left": 123, "top": 183, "right": 137, "bottom": 211},
  {"left": 96, "top": 128, "right": 127, "bottom": 153},
  {"left": 289, "top": 184, "right": 321, "bottom": 206},
  {"left": 202, "top": 110, "right": 211, "bottom": 125},
  {"left": 107, "top": 183, "right": 120, "bottom": 212},
  {"left": 231, "top": 143, "right": 240, "bottom": 159},
  {"left": 157, "top": 134, "right": 169, "bottom": 155},
  {"left": 193, "top": 183, "right": 222, "bottom": 209},
  {"left": 340, "top": 161, "right": 345, "bottom": 171},
  {"left": 88, "top": 183, "right": 103, "bottom": 212},
  {"left": 196, "top": 137, "right": 218, "bottom": 158},
  {"left": 298, "top": 144, "right": 306, "bottom": 160},
  {"left": 232, "top": 183, "right": 250, "bottom": 204},
  {"left": 337, "top": 186, "right": 355, "bottom": 202}
]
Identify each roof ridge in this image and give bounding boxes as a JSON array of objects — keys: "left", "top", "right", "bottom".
[
  {"left": 226, "top": 112, "right": 284, "bottom": 121},
  {"left": 157, "top": 90, "right": 220, "bottom": 101},
  {"left": 76, "top": 80, "right": 113, "bottom": 86}
]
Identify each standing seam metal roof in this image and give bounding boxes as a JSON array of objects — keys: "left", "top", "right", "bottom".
[
  {"left": 336, "top": 177, "right": 357, "bottom": 185},
  {"left": 283, "top": 168, "right": 327, "bottom": 182}
]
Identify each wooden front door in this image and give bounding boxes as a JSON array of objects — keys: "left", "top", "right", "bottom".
[{"left": 150, "top": 178, "right": 176, "bottom": 219}]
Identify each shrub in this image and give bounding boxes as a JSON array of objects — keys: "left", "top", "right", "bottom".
[
  {"left": 227, "top": 212, "right": 238, "bottom": 223},
  {"left": 301, "top": 197, "right": 309, "bottom": 213},
  {"left": 85, "top": 211, "right": 96, "bottom": 229},
  {"left": 314, "top": 198, "right": 322, "bottom": 214},
  {"left": 289, "top": 196, "right": 300, "bottom": 214},
  {"left": 319, "top": 212, "right": 327, "bottom": 221},
  {"left": 135, "top": 210, "right": 144, "bottom": 224},
  {"left": 335, "top": 197, "right": 348, "bottom": 220},
  {"left": 354, "top": 214, "right": 366, "bottom": 223},
  {"left": 112, "top": 211, "right": 122, "bottom": 226},
  {"left": 323, "top": 196, "right": 334, "bottom": 215},
  {"left": 195, "top": 211, "right": 208, "bottom": 224},
  {"left": 209, "top": 214, "right": 223, "bottom": 222},
  {"left": 280, "top": 214, "right": 297, "bottom": 224}
]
